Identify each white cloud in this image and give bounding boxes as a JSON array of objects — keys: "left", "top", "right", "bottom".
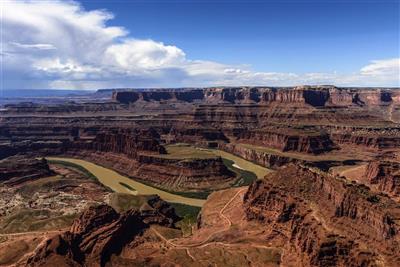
[
  {"left": 10, "top": 42, "right": 57, "bottom": 50},
  {"left": 34, "top": 58, "right": 100, "bottom": 74},
  {"left": 104, "top": 39, "right": 186, "bottom": 70},
  {"left": 2, "top": 0, "right": 399, "bottom": 89},
  {"left": 360, "top": 58, "right": 400, "bottom": 77}
]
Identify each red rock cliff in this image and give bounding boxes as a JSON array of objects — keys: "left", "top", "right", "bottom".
[
  {"left": 112, "top": 86, "right": 399, "bottom": 107},
  {"left": 244, "top": 165, "right": 400, "bottom": 266},
  {"left": 364, "top": 161, "right": 400, "bottom": 197}
]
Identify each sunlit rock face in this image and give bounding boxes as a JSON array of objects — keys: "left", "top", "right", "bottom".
[{"left": 244, "top": 165, "right": 400, "bottom": 267}]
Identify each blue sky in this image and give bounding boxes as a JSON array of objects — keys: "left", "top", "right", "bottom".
[
  {"left": 81, "top": 0, "right": 400, "bottom": 73},
  {"left": 2, "top": 0, "right": 400, "bottom": 89}
]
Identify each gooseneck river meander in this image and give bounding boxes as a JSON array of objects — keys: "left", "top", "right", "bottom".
[{"left": 46, "top": 148, "right": 271, "bottom": 207}]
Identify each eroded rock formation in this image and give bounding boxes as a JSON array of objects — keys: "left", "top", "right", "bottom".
[
  {"left": 27, "top": 200, "right": 180, "bottom": 267},
  {"left": 0, "top": 156, "right": 54, "bottom": 186},
  {"left": 365, "top": 161, "right": 400, "bottom": 197},
  {"left": 244, "top": 165, "right": 400, "bottom": 266},
  {"left": 112, "top": 86, "right": 399, "bottom": 107}
]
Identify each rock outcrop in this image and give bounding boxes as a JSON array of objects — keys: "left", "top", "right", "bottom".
[
  {"left": 364, "top": 161, "right": 400, "bottom": 197},
  {"left": 244, "top": 165, "right": 400, "bottom": 266},
  {"left": 27, "top": 200, "right": 180, "bottom": 267},
  {"left": 0, "top": 156, "right": 54, "bottom": 186},
  {"left": 73, "top": 128, "right": 167, "bottom": 157},
  {"left": 218, "top": 142, "right": 299, "bottom": 168},
  {"left": 331, "top": 132, "right": 400, "bottom": 150},
  {"left": 225, "top": 127, "right": 336, "bottom": 154}
]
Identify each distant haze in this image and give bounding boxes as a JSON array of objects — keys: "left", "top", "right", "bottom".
[{"left": 1, "top": 89, "right": 94, "bottom": 98}]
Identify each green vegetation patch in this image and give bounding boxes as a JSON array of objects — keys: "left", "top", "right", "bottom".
[
  {"left": 170, "top": 202, "right": 201, "bottom": 218},
  {"left": 209, "top": 148, "right": 272, "bottom": 179},
  {"left": 109, "top": 193, "right": 201, "bottom": 236},
  {"left": 167, "top": 190, "right": 211, "bottom": 199},
  {"left": 222, "top": 158, "right": 257, "bottom": 186},
  {"left": 0, "top": 208, "right": 77, "bottom": 234},
  {"left": 109, "top": 193, "right": 151, "bottom": 213},
  {"left": 15, "top": 175, "right": 61, "bottom": 198},
  {"left": 170, "top": 202, "right": 201, "bottom": 236},
  {"left": 157, "top": 143, "right": 217, "bottom": 160}
]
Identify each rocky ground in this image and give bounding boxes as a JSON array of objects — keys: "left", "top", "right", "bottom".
[{"left": 0, "top": 157, "right": 110, "bottom": 235}]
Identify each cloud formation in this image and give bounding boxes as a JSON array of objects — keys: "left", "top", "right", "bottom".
[{"left": 2, "top": 0, "right": 399, "bottom": 89}]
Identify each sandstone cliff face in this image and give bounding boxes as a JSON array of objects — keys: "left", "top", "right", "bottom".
[
  {"left": 0, "top": 127, "right": 165, "bottom": 160},
  {"left": 27, "top": 201, "right": 180, "bottom": 267},
  {"left": 331, "top": 133, "right": 400, "bottom": 150},
  {"left": 218, "top": 142, "right": 347, "bottom": 171},
  {"left": 364, "top": 161, "right": 400, "bottom": 197},
  {"left": 0, "top": 156, "right": 54, "bottom": 185},
  {"left": 62, "top": 128, "right": 235, "bottom": 191},
  {"left": 244, "top": 165, "right": 400, "bottom": 266},
  {"left": 227, "top": 128, "right": 336, "bottom": 154},
  {"left": 218, "top": 142, "right": 299, "bottom": 168},
  {"left": 112, "top": 86, "right": 399, "bottom": 107},
  {"left": 136, "top": 154, "right": 235, "bottom": 190},
  {"left": 0, "top": 124, "right": 79, "bottom": 159},
  {"left": 73, "top": 128, "right": 166, "bottom": 158}
]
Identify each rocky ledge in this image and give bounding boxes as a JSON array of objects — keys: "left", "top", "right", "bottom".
[
  {"left": 364, "top": 161, "right": 400, "bottom": 197},
  {"left": 0, "top": 156, "right": 54, "bottom": 186},
  {"left": 244, "top": 165, "right": 400, "bottom": 266},
  {"left": 27, "top": 198, "right": 180, "bottom": 267}
]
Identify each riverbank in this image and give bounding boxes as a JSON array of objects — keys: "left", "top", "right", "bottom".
[{"left": 46, "top": 157, "right": 206, "bottom": 207}]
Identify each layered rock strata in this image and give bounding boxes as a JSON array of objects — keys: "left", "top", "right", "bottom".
[
  {"left": 112, "top": 86, "right": 400, "bottom": 107},
  {"left": 364, "top": 161, "right": 400, "bottom": 197},
  {"left": 244, "top": 165, "right": 400, "bottom": 266},
  {"left": 0, "top": 156, "right": 54, "bottom": 186},
  {"left": 219, "top": 142, "right": 299, "bottom": 168},
  {"left": 225, "top": 128, "right": 336, "bottom": 154},
  {"left": 27, "top": 201, "right": 180, "bottom": 267}
]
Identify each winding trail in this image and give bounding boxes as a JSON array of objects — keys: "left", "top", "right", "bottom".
[
  {"left": 0, "top": 229, "right": 66, "bottom": 238},
  {"left": 150, "top": 187, "right": 248, "bottom": 261},
  {"left": 153, "top": 188, "right": 246, "bottom": 248}
]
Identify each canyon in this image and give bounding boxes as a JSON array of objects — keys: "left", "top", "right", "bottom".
[
  {"left": 1, "top": 86, "right": 400, "bottom": 266},
  {"left": 244, "top": 165, "right": 400, "bottom": 266}
]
